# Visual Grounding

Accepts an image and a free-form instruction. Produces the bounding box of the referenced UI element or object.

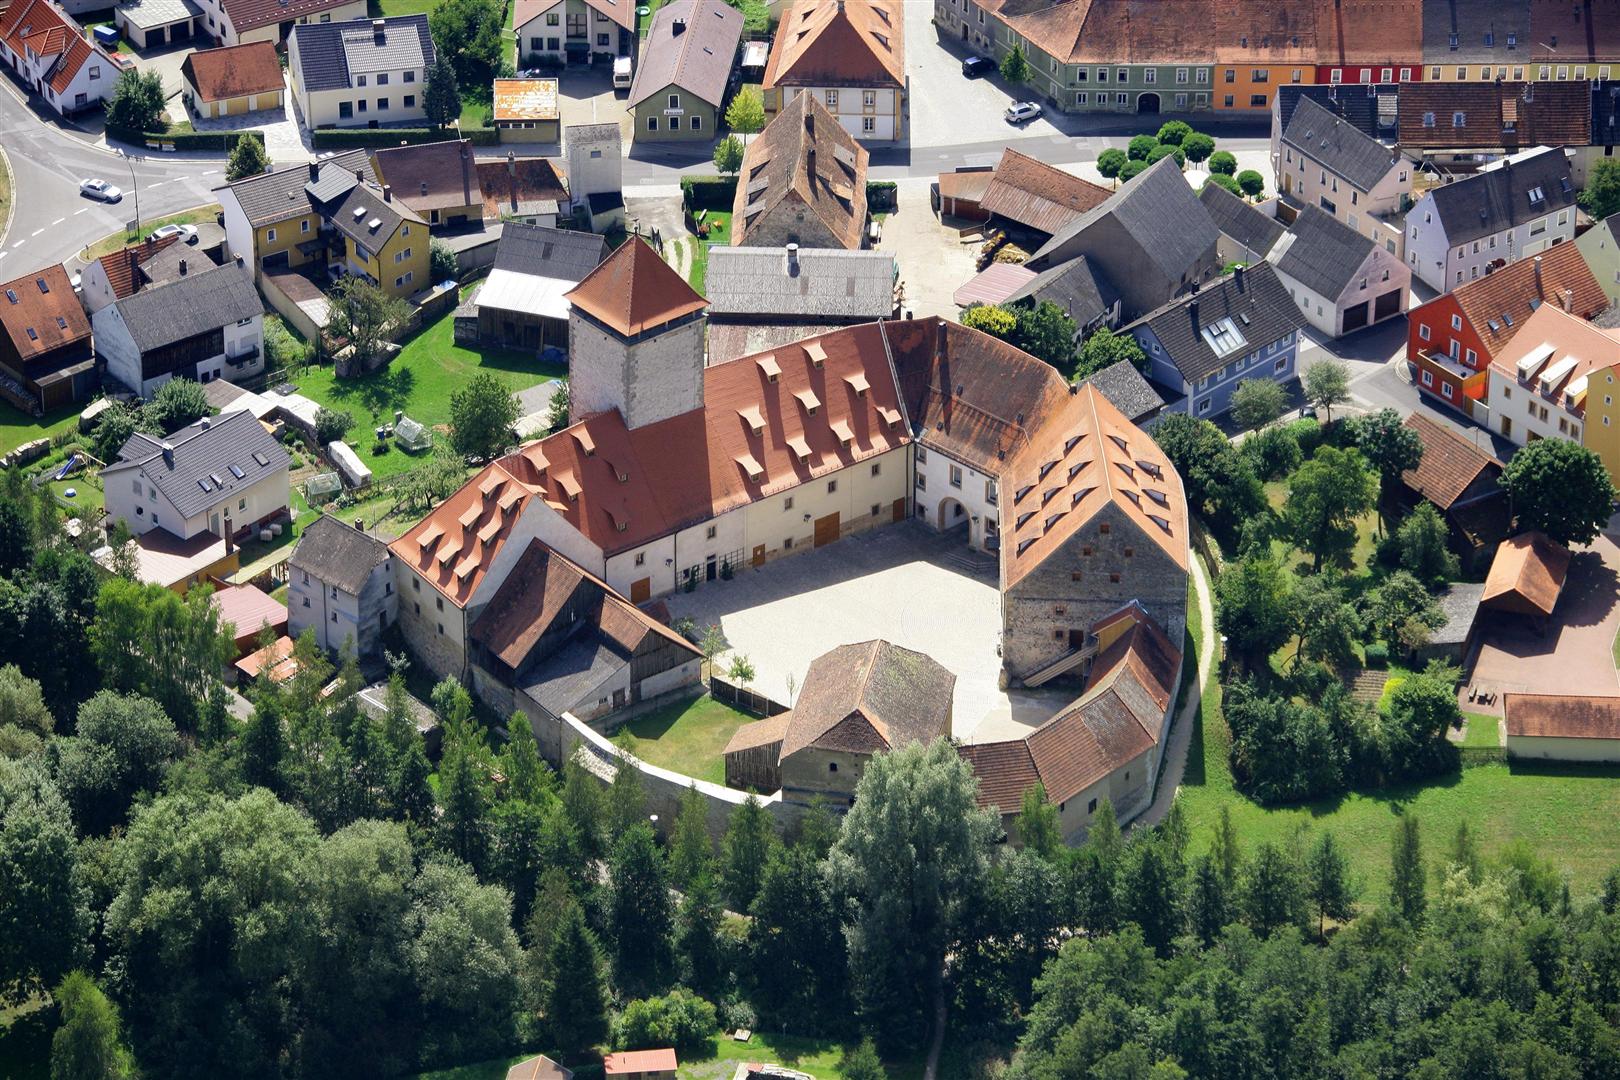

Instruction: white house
[287,514,397,661]
[92,259,264,398]
[1270,205,1410,338]
[186,0,366,47]
[100,409,291,544]
[288,15,433,129]
[1406,146,1578,293]
[761,0,905,142]
[513,0,633,65]
[913,441,999,553]
[0,0,114,118]
[1483,301,1618,447]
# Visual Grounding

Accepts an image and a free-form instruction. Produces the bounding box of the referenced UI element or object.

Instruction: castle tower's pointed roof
[564,235,706,337]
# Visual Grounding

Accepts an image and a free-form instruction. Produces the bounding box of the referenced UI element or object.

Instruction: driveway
[1467,529,1620,711]
[878,176,979,319]
[558,67,630,143]
[192,72,311,162]
[130,39,197,103]
[662,520,1075,742]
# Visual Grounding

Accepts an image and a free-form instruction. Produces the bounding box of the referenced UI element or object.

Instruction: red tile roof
[1504,693,1620,740]
[390,460,538,607]
[181,41,283,102]
[0,0,105,96]
[1399,413,1502,510]
[604,1049,677,1075]
[0,264,91,364]
[565,236,707,337]
[93,233,182,303]
[1443,242,1607,364]
[1483,530,1570,616]
[762,0,903,90]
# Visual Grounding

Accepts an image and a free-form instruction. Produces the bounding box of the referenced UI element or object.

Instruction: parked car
[962,55,994,77]
[613,55,633,89]
[79,178,122,202]
[1004,102,1042,124]
[147,223,198,244]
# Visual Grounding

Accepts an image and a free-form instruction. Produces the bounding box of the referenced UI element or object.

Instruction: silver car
[80,178,123,202]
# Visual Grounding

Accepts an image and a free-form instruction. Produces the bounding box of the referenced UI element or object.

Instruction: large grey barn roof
[1197,181,1285,260]
[1427,146,1577,247]
[704,246,895,320]
[492,222,609,280]
[1030,157,1219,288]
[1282,95,1407,193]
[101,409,290,519]
[1271,205,1377,300]
[111,262,262,353]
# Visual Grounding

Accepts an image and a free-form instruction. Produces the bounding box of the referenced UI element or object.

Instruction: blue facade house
[1123,262,1305,418]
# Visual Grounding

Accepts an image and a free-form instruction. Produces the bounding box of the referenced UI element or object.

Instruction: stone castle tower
[563,237,708,430]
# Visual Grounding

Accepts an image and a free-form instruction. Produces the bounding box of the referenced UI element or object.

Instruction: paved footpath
[1134,549,1216,832]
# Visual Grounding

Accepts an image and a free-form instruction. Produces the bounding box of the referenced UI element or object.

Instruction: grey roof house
[1124,262,1306,419]
[91,260,265,398]
[1269,205,1411,338]
[1197,182,1285,266]
[101,408,291,545]
[1025,157,1221,322]
[1003,255,1122,338]
[287,15,436,128]
[288,514,397,661]
[454,222,609,352]
[1278,95,1414,247]
[628,0,743,116]
[1405,145,1578,292]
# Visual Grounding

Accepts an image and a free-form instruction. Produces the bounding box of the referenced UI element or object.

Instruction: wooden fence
[709,674,787,719]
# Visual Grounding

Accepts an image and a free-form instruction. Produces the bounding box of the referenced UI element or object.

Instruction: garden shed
[304,472,343,504]
[327,441,372,490]
[395,415,433,453]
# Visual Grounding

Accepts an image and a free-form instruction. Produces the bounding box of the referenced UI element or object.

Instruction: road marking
[74,207,88,215]
[29,229,42,237]
[50,218,63,226]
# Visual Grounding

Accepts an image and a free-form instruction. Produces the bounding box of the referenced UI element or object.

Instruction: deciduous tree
[713,134,745,175]
[1076,325,1149,378]
[327,277,409,370]
[1215,555,1295,671]
[1396,502,1460,587]
[0,758,88,1008]
[449,372,520,462]
[1181,131,1216,163]
[428,0,504,92]
[725,86,766,136]
[105,68,166,133]
[1097,147,1128,182]
[1501,436,1617,546]
[1230,378,1287,431]
[1302,358,1351,421]
[1283,446,1377,570]
[1579,157,1620,220]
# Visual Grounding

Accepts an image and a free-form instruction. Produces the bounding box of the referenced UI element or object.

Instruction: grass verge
[82,204,221,261]
[612,694,755,786]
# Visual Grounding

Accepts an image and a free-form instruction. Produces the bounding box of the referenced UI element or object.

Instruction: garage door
[1373,288,1402,321]
[172,20,190,38]
[1342,301,1370,333]
[149,25,165,45]
[813,512,840,547]
[261,251,289,270]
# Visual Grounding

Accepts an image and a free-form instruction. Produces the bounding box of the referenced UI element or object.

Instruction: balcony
[224,345,261,368]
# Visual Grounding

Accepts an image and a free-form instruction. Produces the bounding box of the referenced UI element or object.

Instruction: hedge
[310,126,501,148]
[866,180,897,211]
[681,175,739,211]
[106,124,266,152]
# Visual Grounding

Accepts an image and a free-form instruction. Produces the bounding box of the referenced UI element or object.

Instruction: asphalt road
[0,74,229,274]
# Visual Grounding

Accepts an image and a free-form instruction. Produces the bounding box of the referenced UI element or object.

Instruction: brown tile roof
[723,713,791,754]
[565,236,707,337]
[1002,383,1188,587]
[1397,81,1592,149]
[1400,413,1503,509]
[1445,242,1608,364]
[629,0,744,109]
[477,157,569,220]
[1213,0,1319,64]
[180,41,282,103]
[1504,693,1620,740]
[779,640,954,759]
[888,317,1071,474]
[373,140,482,215]
[1483,530,1570,616]
[0,264,91,364]
[976,0,1214,66]
[469,540,697,670]
[92,233,182,303]
[734,91,868,251]
[1314,0,1423,64]
[224,0,364,33]
[762,0,903,90]
[961,604,1181,810]
[978,149,1112,238]
[507,1055,573,1080]
[491,78,559,121]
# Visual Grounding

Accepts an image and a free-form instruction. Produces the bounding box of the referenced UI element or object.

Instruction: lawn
[1176,551,1620,897]
[83,204,221,261]
[1462,712,1502,748]
[286,298,562,481]
[415,1034,917,1080]
[612,694,755,785]
[687,210,731,294]
[0,404,76,456]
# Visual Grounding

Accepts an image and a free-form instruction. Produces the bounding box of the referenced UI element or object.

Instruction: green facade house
[628,0,743,142]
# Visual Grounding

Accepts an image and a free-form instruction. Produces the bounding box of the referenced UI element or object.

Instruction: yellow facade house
[329,182,430,298]
[217,150,381,277]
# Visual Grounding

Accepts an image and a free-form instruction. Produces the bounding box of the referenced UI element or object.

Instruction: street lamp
[118,149,141,241]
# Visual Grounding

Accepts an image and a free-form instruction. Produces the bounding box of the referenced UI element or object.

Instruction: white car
[148,223,198,243]
[80,178,123,202]
[1004,102,1042,124]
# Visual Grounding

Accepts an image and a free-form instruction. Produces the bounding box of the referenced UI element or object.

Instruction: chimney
[1561,287,1575,312]
[1534,254,1544,295]
[1234,263,1244,288]
[382,185,392,202]
[161,441,174,467]
[672,16,686,34]
[786,242,799,274]
[507,149,516,176]
[372,17,385,43]
[420,181,429,195]
[178,259,187,275]
[308,160,320,182]
[355,518,365,532]
[355,169,364,182]
[936,317,947,357]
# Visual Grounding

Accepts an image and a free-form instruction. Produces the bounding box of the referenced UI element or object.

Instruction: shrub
[1243,425,1302,481]
[614,990,718,1054]
[1119,159,1150,182]
[1204,173,1243,196]
[1286,417,1325,458]
[1155,120,1193,145]
[1127,134,1159,160]
[680,176,739,211]
[315,407,355,447]
[1208,150,1238,175]
[1146,144,1185,167]
[1182,131,1216,163]
[1236,170,1265,198]
[1097,147,1128,179]
[865,180,898,212]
